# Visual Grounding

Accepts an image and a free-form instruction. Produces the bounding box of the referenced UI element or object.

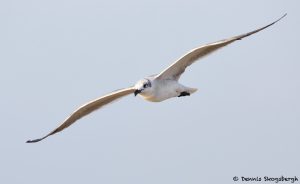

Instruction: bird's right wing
[26,87,135,143]
[156,14,287,81]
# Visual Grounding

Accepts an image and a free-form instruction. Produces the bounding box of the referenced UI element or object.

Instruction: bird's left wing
[26,87,135,143]
[156,14,286,81]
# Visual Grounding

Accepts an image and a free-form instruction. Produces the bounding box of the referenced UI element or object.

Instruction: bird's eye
[143,84,147,88]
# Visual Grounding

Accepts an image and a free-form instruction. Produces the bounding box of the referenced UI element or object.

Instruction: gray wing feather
[156,14,286,81]
[27,87,135,143]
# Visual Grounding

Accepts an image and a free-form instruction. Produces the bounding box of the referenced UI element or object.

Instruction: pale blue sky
[1,0,299,183]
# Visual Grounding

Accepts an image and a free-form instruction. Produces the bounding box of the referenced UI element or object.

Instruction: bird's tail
[185,87,198,94]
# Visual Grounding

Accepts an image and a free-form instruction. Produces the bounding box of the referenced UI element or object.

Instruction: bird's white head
[134,78,153,96]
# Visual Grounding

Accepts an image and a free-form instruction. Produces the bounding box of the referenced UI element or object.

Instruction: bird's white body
[26,14,286,143]
[136,78,197,102]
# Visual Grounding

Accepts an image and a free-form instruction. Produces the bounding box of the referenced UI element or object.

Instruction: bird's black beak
[134,89,142,96]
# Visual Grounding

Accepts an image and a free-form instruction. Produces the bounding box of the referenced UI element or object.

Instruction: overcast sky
[1,0,299,183]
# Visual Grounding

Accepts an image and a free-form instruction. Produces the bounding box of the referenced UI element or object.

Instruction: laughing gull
[26,14,286,143]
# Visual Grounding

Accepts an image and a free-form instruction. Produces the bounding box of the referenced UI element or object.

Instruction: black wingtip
[280,13,287,21]
[26,138,43,143]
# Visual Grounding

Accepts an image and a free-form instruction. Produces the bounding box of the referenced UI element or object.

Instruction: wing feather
[156,14,286,81]
[26,87,135,143]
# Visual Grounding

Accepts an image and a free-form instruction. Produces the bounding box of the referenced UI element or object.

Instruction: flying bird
[27,14,286,143]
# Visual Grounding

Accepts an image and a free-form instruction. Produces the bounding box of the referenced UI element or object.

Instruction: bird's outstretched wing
[26,87,135,143]
[156,14,287,81]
